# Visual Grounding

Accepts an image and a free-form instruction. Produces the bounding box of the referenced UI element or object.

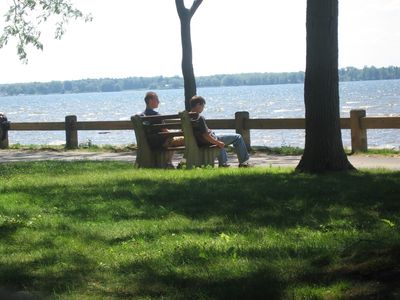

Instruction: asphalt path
[1,150,400,170]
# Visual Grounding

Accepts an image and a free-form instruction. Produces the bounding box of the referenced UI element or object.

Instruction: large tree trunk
[296,0,355,173]
[175,0,203,111]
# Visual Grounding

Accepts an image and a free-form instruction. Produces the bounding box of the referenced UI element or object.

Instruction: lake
[1,79,399,149]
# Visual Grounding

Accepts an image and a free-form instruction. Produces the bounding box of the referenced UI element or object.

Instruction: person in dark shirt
[140,91,167,149]
[140,91,184,167]
[190,95,251,167]
[142,91,162,116]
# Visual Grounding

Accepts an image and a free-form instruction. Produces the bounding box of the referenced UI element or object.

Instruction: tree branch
[190,0,203,17]
[175,0,189,19]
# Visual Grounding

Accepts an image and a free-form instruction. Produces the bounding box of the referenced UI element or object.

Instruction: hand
[216,141,225,149]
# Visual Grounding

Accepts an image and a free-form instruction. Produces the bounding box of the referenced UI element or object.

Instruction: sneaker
[165,163,175,169]
[219,163,231,168]
[176,162,186,169]
[238,161,253,168]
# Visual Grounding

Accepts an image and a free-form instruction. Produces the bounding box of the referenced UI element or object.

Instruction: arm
[202,132,225,149]
[195,115,224,148]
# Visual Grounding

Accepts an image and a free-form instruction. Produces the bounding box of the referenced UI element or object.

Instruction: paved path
[1,150,400,169]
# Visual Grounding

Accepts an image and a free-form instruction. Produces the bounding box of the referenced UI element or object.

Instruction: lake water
[1,79,399,149]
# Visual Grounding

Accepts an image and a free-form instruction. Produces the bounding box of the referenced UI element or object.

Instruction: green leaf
[381,218,395,228]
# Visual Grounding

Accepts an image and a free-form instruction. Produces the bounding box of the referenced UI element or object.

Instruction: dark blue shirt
[142,108,160,116]
[140,108,166,149]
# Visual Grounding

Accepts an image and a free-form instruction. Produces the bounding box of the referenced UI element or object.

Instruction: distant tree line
[1,65,399,96]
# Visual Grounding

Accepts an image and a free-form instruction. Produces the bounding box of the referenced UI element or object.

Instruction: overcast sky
[0,0,399,84]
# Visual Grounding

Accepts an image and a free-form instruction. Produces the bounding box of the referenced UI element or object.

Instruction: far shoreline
[1,66,399,97]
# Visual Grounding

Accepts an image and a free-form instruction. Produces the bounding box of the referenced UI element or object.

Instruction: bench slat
[139,112,198,121]
[139,114,179,120]
[150,123,182,130]
[165,146,185,151]
[157,131,184,137]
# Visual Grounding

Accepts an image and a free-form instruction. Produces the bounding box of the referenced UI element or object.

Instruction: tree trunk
[180,14,197,111]
[296,0,355,173]
[175,0,202,111]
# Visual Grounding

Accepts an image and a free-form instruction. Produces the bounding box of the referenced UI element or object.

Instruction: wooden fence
[1,109,399,152]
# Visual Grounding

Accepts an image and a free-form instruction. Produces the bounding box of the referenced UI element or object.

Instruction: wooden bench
[131,112,219,169]
[131,113,185,168]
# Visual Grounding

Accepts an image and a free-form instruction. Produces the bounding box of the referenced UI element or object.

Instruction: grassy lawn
[0,161,399,299]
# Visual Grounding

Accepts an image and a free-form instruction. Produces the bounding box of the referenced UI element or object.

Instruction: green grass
[1,162,400,299]
[252,145,305,155]
[352,148,400,156]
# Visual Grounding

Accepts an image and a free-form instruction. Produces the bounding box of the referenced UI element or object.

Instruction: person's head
[190,95,206,113]
[144,91,160,109]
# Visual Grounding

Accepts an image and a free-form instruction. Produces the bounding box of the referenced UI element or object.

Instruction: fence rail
[1,109,399,152]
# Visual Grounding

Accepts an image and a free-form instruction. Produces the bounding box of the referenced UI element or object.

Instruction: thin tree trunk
[175,0,203,111]
[180,14,197,111]
[296,0,355,172]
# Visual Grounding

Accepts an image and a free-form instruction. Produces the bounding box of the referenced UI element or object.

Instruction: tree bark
[296,0,355,173]
[175,0,203,111]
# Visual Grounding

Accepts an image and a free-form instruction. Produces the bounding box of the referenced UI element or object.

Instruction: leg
[216,133,250,164]
[169,137,185,168]
[169,136,185,147]
[165,150,174,166]
[163,137,184,167]
[217,147,228,166]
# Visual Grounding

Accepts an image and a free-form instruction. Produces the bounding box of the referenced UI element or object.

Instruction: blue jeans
[215,133,249,165]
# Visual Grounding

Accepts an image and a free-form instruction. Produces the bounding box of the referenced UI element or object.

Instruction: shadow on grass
[1,162,400,298]
[116,239,400,299]
[5,168,400,228]
[0,251,96,299]
[118,259,283,300]
[130,171,400,229]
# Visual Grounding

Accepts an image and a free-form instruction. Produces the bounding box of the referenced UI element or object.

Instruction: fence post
[350,109,367,152]
[0,130,9,149]
[235,111,251,150]
[65,115,78,149]
[0,113,10,149]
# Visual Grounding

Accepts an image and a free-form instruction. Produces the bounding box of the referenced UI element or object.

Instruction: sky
[0,0,399,84]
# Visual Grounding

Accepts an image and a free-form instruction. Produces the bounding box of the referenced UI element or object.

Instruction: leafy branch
[0,0,92,63]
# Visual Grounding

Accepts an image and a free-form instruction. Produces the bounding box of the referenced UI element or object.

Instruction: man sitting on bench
[141,91,184,168]
[189,95,252,168]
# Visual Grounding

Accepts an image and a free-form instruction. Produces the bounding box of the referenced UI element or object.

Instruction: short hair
[144,91,157,104]
[190,95,206,109]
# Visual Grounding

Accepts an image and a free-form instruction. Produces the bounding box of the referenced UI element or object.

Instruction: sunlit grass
[1,161,399,299]
[352,148,400,156]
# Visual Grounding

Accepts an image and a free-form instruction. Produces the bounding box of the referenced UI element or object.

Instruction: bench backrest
[179,111,201,150]
[179,111,218,168]
[131,113,187,168]
[131,113,185,148]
